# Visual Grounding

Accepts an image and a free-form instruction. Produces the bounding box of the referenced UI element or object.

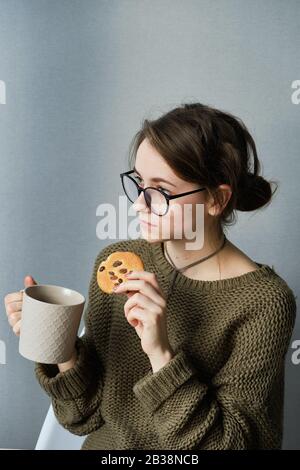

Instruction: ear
[207,184,232,216]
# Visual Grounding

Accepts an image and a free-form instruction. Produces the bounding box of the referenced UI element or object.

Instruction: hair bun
[244,173,258,188]
[236,173,273,212]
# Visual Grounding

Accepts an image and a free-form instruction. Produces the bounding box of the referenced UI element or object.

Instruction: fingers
[115,280,166,309]
[127,308,144,328]
[24,275,37,287]
[124,292,160,319]
[12,319,21,336]
[7,310,21,327]
[125,271,166,300]
[6,300,23,317]
[4,291,23,337]
[4,292,23,306]
[125,291,136,298]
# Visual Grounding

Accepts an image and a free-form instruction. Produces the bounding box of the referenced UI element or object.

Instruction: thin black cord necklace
[164,233,227,272]
[163,233,227,297]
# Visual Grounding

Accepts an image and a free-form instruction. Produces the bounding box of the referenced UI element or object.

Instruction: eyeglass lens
[122,174,168,215]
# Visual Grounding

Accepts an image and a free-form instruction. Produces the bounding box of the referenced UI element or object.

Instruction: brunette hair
[127,102,278,228]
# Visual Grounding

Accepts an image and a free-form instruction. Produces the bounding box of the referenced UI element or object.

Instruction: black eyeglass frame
[120,169,207,216]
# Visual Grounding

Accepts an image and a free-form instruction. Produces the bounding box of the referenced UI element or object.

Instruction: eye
[134,175,144,187]
[158,186,171,195]
[134,175,171,194]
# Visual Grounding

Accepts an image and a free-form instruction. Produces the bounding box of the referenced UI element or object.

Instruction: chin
[139,231,160,243]
[139,227,172,244]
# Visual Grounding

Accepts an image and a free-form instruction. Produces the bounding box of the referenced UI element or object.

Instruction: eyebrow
[133,167,176,187]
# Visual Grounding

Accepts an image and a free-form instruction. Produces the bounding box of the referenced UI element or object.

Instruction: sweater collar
[149,240,276,293]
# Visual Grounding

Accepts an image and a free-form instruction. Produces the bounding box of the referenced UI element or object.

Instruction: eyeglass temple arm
[120,170,135,176]
[167,187,206,200]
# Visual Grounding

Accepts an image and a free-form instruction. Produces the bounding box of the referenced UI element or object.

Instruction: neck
[163,226,227,277]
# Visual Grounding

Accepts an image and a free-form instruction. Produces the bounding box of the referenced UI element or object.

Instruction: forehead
[135,139,177,180]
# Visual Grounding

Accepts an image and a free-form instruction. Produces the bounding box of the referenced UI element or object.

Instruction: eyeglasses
[120,169,207,216]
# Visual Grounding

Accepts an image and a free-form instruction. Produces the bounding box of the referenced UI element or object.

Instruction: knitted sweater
[34,237,297,450]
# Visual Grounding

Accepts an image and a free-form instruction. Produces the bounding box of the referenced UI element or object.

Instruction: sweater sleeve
[133,287,297,450]
[34,246,113,436]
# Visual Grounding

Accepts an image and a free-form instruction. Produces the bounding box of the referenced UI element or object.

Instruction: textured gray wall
[0,0,299,449]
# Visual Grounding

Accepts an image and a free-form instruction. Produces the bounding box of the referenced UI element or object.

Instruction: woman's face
[131,138,210,244]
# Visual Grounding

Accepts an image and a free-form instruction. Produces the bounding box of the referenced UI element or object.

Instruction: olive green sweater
[34,238,297,450]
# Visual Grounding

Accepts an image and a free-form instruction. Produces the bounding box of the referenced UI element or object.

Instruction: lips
[139,219,157,227]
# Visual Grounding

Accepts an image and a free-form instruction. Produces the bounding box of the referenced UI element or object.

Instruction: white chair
[35,327,87,450]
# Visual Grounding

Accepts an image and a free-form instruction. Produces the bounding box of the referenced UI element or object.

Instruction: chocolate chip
[110,275,118,280]
[119,268,127,274]
[99,266,105,271]
[118,279,123,283]
[109,271,115,275]
[112,260,122,267]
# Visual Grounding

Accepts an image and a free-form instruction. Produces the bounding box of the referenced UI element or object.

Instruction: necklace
[163,233,227,273]
[162,233,227,300]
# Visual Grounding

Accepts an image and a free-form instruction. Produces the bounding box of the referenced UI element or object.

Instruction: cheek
[157,213,172,235]
[180,198,206,233]
[159,202,185,237]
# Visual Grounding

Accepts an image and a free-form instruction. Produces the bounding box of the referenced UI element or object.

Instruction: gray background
[0,0,299,449]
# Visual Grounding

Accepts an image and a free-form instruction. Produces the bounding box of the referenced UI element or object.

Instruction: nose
[132,191,149,213]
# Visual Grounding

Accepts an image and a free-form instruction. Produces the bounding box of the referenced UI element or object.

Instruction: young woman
[6,102,297,450]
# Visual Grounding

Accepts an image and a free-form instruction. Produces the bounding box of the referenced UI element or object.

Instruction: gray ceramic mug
[19,284,85,364]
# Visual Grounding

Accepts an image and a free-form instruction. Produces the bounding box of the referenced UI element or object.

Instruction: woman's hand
[113,270,174,372]
[4,275,77,372]
[4,275,37,336]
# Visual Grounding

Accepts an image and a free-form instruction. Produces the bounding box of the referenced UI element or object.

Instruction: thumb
[24,275,38,288]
